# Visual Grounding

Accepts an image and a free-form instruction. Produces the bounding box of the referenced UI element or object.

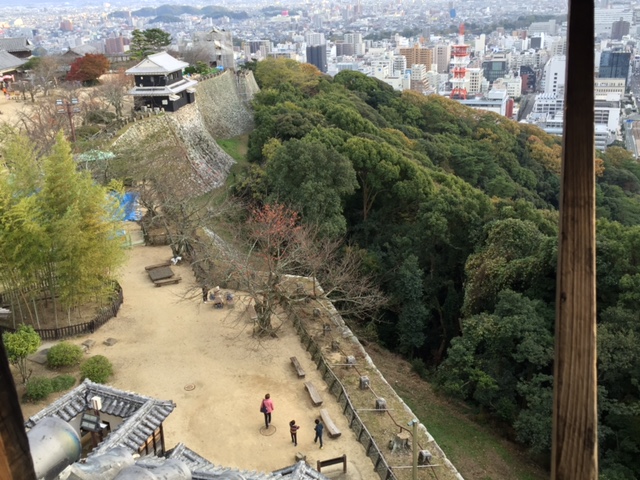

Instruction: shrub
[3,325,41,384]
[410,358,429,380]
[81,355,113,383]
[25,377,53,401]
[47,342,83,368]
[51,374,76,392]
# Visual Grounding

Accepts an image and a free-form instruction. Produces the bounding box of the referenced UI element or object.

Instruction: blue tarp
[121,192,141,221]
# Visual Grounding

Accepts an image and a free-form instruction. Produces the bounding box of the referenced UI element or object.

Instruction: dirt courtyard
[21,244,375,478]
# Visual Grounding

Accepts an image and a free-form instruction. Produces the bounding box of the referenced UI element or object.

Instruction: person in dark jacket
[314,418,324,449]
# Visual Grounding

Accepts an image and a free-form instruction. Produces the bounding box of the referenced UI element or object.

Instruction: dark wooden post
[0,342,37,480]
[552,1,597,479]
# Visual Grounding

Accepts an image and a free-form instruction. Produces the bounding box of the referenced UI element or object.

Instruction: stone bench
[320,408,341,438]
[154,276,182,287]
[304,381,323,406]
[145,261,171,271]
[290,356,305,378]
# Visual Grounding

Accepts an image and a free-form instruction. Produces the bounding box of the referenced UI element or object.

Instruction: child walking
[289,420,300,446]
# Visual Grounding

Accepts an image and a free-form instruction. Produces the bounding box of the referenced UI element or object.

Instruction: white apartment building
[541,55,566,95]
[370,60,392,79]
[466,68,486,95]
[393,55,407,76]
[492,75,523,98]
[459,89,510,116]
[551,38,567,56]
[474,34,486,57]
[526,93,621,150]
[305,32,325,46]
[344,33,365,55]
[595,78,626,96]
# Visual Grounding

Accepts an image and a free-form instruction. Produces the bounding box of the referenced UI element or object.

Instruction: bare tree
[206,203,386,337]
[18,99,67,151]
[99,69,132,118]
[180,44,213,67]
[32,56,62,97]
[15,79,38,103]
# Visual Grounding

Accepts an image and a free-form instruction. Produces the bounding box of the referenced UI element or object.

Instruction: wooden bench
[290,356,305,378]
[320,408,341,438]
[145,261,172,271]
[154,276,182,287]
[304,381,323,406]
[317,454,347,474]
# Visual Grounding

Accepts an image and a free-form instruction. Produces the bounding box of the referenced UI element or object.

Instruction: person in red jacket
[260,393,274,429]
[289,420,300,446]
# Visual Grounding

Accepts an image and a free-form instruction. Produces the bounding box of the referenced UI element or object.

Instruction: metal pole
[66,103,77,143]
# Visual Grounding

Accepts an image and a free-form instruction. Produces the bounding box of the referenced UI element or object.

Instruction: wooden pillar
[552,1,597,479]
[0,342,37,480]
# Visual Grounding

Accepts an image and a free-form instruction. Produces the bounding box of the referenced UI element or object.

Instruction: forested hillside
[234,59,640,478]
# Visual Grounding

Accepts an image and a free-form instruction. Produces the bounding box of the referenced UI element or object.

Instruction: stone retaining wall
[112,70,260,195]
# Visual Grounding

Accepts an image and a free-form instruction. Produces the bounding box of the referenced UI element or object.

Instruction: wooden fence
[0,283,123,341]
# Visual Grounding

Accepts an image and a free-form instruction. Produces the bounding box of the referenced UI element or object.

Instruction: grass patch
[217,135,248,164]
[367,346,547,480]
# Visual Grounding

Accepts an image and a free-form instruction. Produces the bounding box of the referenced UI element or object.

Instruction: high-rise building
[409,64,429,93]
[466,68,485,95]
[306,44,327,73]
[60,19,73,31]
[335,42,355,57]
[542,56,566,95]
[105,36,125,55]
[393,55,406,75]
[482,54,508,85]
[599,51,631,81]
[344,33,364,55]
[433,44,451,74]
[530,36,542,50]
[306,32,325,46]
[611,18,630,40]
[399,45,433,70]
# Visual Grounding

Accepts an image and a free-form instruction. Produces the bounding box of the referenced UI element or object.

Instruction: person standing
[289,420,300,446]
[314,418,324,449]
[260,393,274,429]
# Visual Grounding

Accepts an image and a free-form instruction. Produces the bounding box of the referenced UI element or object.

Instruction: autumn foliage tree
[67,54,110,84]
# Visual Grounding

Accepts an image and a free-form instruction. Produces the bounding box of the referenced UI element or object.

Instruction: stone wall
[195,70,258,139]
[112,70,260,195]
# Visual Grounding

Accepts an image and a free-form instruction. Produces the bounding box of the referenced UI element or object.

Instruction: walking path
[23,244,372,478]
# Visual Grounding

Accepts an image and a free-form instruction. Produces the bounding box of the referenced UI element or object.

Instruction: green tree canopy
[130,28,171,59]
[264,137,357,237]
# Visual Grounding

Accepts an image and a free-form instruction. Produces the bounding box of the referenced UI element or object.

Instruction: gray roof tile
[0,49,26,72]
[0,37,34,53]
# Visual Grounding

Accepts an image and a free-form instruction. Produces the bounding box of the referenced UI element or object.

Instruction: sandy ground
[22,244,374,478]
[0,92,31,126]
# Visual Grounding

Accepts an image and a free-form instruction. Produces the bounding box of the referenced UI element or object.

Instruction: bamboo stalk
[552,1,597,478]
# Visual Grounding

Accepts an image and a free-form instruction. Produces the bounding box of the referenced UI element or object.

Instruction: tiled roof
[92,399,175,456]
[126,52,188,75]
[25,379,175,457]
[65,44,98,56]
[0,50,26,72]
[0,37,34,53]
[168,444,331,480]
